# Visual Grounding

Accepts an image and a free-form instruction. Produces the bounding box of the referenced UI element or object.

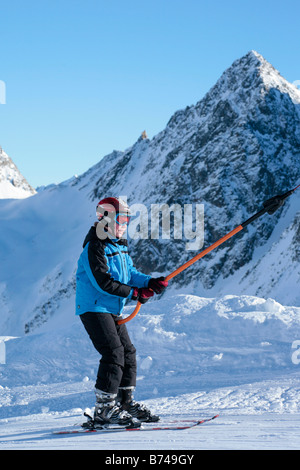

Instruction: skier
[76,197,168,427]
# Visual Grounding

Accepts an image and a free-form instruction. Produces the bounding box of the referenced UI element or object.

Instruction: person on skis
[75,197,168,427]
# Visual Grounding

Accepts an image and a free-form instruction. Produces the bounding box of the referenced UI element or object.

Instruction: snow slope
[0,293,300,449]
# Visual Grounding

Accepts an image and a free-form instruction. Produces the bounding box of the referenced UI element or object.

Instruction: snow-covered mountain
[0,50,300,338]
[0,147,36,199]
[1,51,300,450]
[74,50,300,304]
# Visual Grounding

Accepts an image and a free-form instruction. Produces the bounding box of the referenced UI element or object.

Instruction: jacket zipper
[116,242,128,283]
[116,242,128,313]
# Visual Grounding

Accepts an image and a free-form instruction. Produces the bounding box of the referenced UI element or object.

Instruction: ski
[52,414,219,435]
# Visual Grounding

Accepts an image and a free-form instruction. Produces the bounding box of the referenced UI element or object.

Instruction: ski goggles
[114,213,131,226]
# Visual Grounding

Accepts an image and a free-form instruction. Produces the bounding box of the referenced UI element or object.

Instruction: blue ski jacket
[75,226,151,316]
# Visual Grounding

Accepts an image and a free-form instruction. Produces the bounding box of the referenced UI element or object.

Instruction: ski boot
[117,386,160,422]
[90,389,138,428]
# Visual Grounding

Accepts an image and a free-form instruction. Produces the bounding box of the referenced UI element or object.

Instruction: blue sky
[0,0,300,188]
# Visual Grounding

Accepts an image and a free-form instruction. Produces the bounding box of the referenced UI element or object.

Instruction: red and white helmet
[96,197,131,225]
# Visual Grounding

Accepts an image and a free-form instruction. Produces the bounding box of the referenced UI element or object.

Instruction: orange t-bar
[117,225,243,325]
[117,184,299,325]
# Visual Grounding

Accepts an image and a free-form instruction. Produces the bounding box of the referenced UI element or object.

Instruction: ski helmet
[96,197,131,224]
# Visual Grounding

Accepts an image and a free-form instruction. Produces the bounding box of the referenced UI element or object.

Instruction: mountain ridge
[0,50,299,335]
[77,50,300,286]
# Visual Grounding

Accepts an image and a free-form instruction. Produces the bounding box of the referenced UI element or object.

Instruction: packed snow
[0,292,300,449]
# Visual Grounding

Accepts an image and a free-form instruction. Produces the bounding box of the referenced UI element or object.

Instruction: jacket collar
[83,225,128,248]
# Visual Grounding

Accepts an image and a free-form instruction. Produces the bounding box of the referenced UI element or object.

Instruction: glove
[148,276,168,294]
[132,287,154,304]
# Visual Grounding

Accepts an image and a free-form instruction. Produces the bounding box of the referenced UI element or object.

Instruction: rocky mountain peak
[164,51,300,147]
[192,50,300,126]
[82,51,300,296]
[0,146,36,199]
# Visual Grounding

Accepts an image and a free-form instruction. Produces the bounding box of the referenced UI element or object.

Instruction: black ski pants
[80,311,137,394]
